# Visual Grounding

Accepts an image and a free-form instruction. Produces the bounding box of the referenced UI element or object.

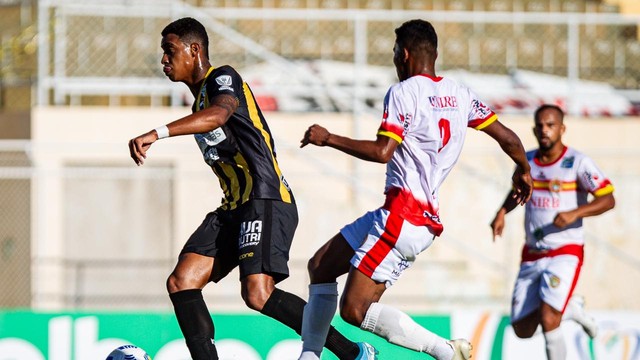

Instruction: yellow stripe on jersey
[234,152,253,204]
[218,162,241,209]
[594,184,614,197]
[242,83,292,203]
[533,180,577,191]
[475,114,498,130]
[377,130,403,144]
[532,180,544,188]
[213,167,232,208]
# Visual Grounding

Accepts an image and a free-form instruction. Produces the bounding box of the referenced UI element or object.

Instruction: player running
[129,17,377,360]
[491,104,615,360]
[297,19,533,360]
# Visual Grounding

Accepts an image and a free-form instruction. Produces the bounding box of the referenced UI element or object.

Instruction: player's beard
[538,138,554,152]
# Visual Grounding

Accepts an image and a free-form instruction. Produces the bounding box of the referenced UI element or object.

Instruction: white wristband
[154,125,169,139]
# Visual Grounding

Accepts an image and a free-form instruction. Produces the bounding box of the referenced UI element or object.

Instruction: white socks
[360,302,454,360]
[299,282,339,360]
[544,327,567,360]
[562,297,580,322]
[563,295,598,338]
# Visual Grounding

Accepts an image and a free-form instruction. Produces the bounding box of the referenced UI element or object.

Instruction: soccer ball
[106,344,152,360]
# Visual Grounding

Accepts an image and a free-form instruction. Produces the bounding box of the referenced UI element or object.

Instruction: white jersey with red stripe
[525,146,614,250]
[378,74,497,235]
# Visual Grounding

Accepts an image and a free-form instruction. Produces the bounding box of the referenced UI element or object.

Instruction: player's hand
[511,166,533,205]
[300,124,331,148]
[129,130,158,166]
[553,211,578,229]
[490,210,506,242]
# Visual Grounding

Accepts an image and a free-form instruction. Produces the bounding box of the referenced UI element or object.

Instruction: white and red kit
[341,74,497,286]
[511,146,614,320]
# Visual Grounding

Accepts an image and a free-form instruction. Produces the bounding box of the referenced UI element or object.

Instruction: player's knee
[166,271,201,293]
[512,322,537,338]
[512,327,535,339]
[307,255,337,283]
[241,290,269,312]
[307,257,321,280]
[240,279,273,312]
[339,303,366,328]
[540,312,562,332]
[166,273,178,293]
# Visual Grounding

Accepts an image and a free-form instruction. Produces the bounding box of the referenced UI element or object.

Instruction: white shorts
[511,246,583,322]
[340,208,436,287]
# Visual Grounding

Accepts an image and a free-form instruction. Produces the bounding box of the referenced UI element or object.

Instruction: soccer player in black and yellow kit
[128,17,377,360]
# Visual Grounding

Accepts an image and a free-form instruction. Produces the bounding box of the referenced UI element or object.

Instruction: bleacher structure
[0,0,639,113]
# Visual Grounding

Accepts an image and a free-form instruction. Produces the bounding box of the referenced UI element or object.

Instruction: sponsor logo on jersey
[561,156,575,168]
[530,196,560,209]
[582,171,598,189]
[239,220,262,249]
[203,147,219,163]
[239,252,254,260]
[195,129,227,164]
[423,210,441,223]
[428,96,458,109]
[201,128,227,146]
[215,75,234,91]
[471,99,492,118]
[399,113,412,135]
[392,259,410,277]
[548,179,562,193]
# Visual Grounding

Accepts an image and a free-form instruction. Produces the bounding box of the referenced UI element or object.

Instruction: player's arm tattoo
[210,94,239,118]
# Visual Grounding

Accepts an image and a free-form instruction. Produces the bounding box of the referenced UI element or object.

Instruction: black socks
[170,287,361,360]
[169,289,219,360]
[260,288,360,360]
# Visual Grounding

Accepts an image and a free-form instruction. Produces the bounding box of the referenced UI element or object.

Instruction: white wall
[30,107,640,312]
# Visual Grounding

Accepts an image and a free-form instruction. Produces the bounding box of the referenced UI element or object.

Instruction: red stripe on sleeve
[378,122,404,140]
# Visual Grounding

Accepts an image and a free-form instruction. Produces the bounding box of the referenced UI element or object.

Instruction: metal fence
[0,0,36,111]
[2,1,640,112]
[27,0,640,115]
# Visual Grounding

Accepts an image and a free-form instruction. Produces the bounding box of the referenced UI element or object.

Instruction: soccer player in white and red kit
[297,19,533,360]
[491,104,615,360]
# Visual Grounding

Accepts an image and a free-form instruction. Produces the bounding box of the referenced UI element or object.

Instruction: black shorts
[181,198,298,284]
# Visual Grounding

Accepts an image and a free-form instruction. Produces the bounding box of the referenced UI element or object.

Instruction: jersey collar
[416,73,443,82]
[534,146,568,167]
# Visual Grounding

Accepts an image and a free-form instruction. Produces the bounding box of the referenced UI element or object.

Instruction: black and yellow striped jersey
[192,65,293,210]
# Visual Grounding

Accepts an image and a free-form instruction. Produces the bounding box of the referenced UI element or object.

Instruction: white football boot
[447,338,472,360]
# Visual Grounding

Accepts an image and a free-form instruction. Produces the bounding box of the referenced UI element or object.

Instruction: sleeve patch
[215,75,234,92]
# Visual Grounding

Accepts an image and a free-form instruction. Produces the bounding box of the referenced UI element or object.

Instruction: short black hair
[534,104,564,123]
[394,19,438,58]
[162,17,209,59]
